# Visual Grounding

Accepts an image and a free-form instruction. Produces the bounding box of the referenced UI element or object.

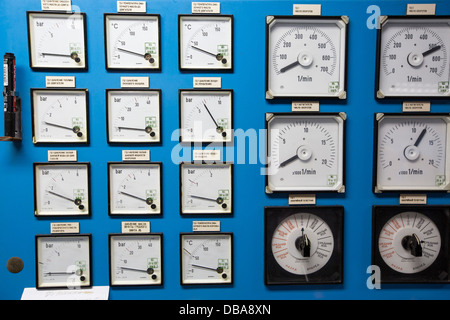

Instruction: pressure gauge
[109,233,163,286]
[180,232,233,285]
[179,89,233,143]
[31,88,89,144]
[108,162,162,216]
[106,89,161,144]
[180,162,233,215]
[179,14,233,71]
[35,234,92,289]
[265,206,344,285]
[372,205,449,283]
[27,11,88,70]
[33,162,90,217]
[266,113,346,193]
[266,16,348,99]
[104,13,161,71]
[374,113,450,193]
[376,16,450,99]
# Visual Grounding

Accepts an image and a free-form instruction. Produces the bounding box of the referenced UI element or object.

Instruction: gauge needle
[117,47,155,63]
[280,60,300,73]
[202,101,225,135]
[119,190,154,206]
[47,190,84,209]
[44,121,83,137]
[189,194,224,204]
[422,45,441,57]
[117,125,154,136]
[119,266,154,274]
[191,263,224,274]
[413,128,427,147]
[278,155,298,168]
[190,45,227,64]
[41,52,81,63]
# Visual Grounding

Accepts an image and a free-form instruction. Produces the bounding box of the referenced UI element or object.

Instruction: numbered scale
[35,234,92,289]
[104,13,161,71]
[31,88,89,144]
[179,162,233,215]
[108,162,162,216]
[374,113,450,193]
[109,233,163,286]
[265,15,348,99]
[106,89,162,144]
[372,205,449,283]
[27,11,88,70]
[376,15,450,99]
[266,113,346,193]
[265,206,344,285]
[180,232,233,285]
[33,162,91,217]
[179,14,233,71]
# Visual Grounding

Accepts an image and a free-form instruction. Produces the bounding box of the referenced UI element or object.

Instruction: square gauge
[104,13,161,71]
[266,15,348,99]
[376,16,450,100]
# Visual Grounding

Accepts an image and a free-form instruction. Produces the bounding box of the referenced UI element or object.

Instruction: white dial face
[105,14,160,70]
[266,114,345,192]
[107,90,161,143]
[27,12,87,69]
[180,163,232,214]
[266,17,347,99]
[179,15,233,70]
[378,17,450,98]
[108,163,161,215]
[378,212,441,274]
[34,163,90,216]
[110,234,162,286]
[271,213,334,275]
[376,115,450,192]
[36,235,91,289]
[32,89,88,144]
[180,90,232,143]
[181,233,232,285]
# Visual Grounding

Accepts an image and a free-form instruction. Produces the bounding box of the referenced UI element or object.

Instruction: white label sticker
[192,149,221,161]
[121,77,149,88]
[292,101,320,112]
[117,1,147,13]
[41,0,72,11]
[293,4,321,16]
[3,63,8,87]
[122,150,150,161]
[406,3,436,15]
[402,101,431,112]
[192,2,220,14]
[192,221,221,232]
[50,222,80,234]
[48,150,78,162]
[288,194,316,205]
[121,221,150,233]
[46,76,76,88]
[399,194,427,204]
[193,77,222,88]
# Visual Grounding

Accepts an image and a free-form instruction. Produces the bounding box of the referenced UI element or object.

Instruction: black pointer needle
[422,45,441,57]
[47,190,84,208]
[119,191,154,206]
[117,48,155,63]
[44,121,83,137]
[190,45,227,64]
[280,60,300,73]
[190,194,224,204]
[279,155,298,168]
[41,52,81,63]
[120,266,154,274]
[202,101,226,136]
[414,128,427,147]
[191,264,224,274]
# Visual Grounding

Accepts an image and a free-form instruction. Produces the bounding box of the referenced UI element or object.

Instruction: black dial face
[264,206,344,285]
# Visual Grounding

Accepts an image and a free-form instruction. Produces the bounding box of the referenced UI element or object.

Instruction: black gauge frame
[264,206,344,285]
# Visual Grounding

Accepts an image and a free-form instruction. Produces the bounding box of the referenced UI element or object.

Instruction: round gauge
[180,232,233,285]
[266,113,345,193]
[109,233,163,286]
[376,16,450,99]
[265,206,344,285]
[31,89,89,144]
[180,162,233,215]
[33,162,90,217]
[27,11,87,70]
[104,14,160,71]
[266,16,348,99]
[372,205,449,283]
[374,113,450,193]
[108,162,162,215]
[35,234,92,289]
[179,89,233,143]
[106,89,161,144]
[179,14,233,70]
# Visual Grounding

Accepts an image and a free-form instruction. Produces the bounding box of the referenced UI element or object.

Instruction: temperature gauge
[376,15,450,99]
[266,15,348,99]
[372,205,449,283]
[265,206,344,285]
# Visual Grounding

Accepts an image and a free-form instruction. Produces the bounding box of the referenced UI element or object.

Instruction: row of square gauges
[27,11,450,100]
[34,205,450,288]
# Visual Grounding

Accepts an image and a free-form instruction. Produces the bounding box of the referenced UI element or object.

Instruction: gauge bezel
[35,233,92,290]
[264,206,344,285]
[265,112,346,194]
[178,88,234,144]
[265,15,348,100]
[106,88,162,144]
[33,162,91,217]
[373,112,450,193]
[27,11,88,71]
[31,88,90,145]
[375,15,450,101]
[179,161,234,215]
[178,14,234,71]
[107,161,163,216]
[179,232,234,285]
[372,205,450,284]
[108,233,163,287]
[104,13,161,71]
